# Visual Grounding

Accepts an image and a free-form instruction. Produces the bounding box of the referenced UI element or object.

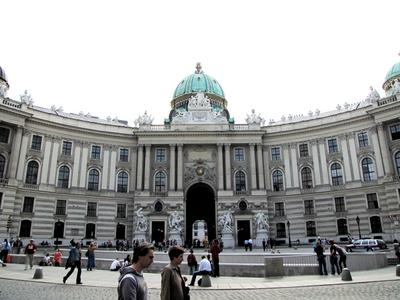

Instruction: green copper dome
[173,63,225,99]
[384,62,400,82]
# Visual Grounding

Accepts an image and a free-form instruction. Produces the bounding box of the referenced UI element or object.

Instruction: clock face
[196,166,205,176]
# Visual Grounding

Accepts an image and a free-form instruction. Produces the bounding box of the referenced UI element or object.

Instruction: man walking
[63,241,82,284]
[189,255,212,286]
[118,243,155,300]
[24,239,37,270]
[314,239,328,275]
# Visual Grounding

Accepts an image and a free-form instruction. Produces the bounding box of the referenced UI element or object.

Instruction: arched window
[235,171,246,192]
[117,171,128,193]
[85,223,96,239]
[88,169,100,191]
[362,157,375,181]
[301,167,313,189]
[53,221,64,239]
[395,152,400,177]
[116,223,126,240]
[19,220,32,237]
[154,171,166,192]
[330,163,343,186]
[306,221,316,237]
[370,216,382,233]
[0,154,5,178]
[57,165,70,188]
[337,219,348,235]
[272,170,284,191]
[25,161,39,184]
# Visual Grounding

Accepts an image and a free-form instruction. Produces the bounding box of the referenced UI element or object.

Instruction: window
[358,132,369,147]
[54,221,64,239]
[334,197,345,212]
[275,202,285,216]
[235,171,246,192]
[117,171,128,193]
[301,167,313,189]
[87,202,97,217]
[62,141,72,156]
[117,203,127,218]
[55,200,66,215]
[327,138,338,154]
[337,219,348,235]
[0,192,3,208]
[91,145,101,159]
[299,143,309,157]
[276,223,286,238]
[370,216,382,233]
[19,220,32,237]
[271,147,281,161]
[31,135,42,151]
[85,223,96,239]
[306,221,316,237]
[0,155,5,178]
[330,163,343,186]
[0,127,10,143]
[362,157,375,181]
[116,223,126,240]
[304,200,314,215]
[119,148,129,162]
[390,124,400,140]
[25,161,39,184]
[155,148,166,163]
[88,169,99,191]
[394,152,400,177]
[57,165,70,188]
[367,193,379,209]
[272,170,284,191]
[154,171,166,192]
[22,197,34,213]
[234,148,245,161]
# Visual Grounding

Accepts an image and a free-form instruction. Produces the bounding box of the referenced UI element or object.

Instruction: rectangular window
[91,145,101,159]
[0,127,10,143]
[390,124,400,140]
[306,221,316,237]
[55,200,66,215]
[117,203,127,218]
[271,147,281,161]
[276,223,286,238]
[357,132,369,147]
[234,148,245,161]
[31,135,42,151]
[87,202,97,217]
[119,148,129,162]
[62,141,72,156]
[23,197,34,213]
[155,148,166,162]
[304,200,314,215]
[0,192,3,209]
[327,138,338,153]
[299,143,309,157]
[275,202,285,216]
[367,193,379,209]
[334,197,346,212]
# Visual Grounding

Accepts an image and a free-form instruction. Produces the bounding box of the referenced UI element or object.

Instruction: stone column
[40,137,53,184]
[78,143,89,188]
[177,144,183,190]
[102,146,110,190]
[136,145,143,190]
[290,144,299,188]
[262,146,270,190]
[217,144,224,190]
[71,141,82,187]
[8,126,23,179]
[311,140,321,186]
[377,124,394,175]
[130,146,137,192]
[256,144,265,190]
[348,135,361,181]
[249,144,257,190]
[340,134,352,182]
[224,144,231,190]
[371,128,384,178]
[16,130,29,181]
[144,144,151,190]
[48,138,60,185]
[318,140,329,185]
[109,146,117,191]
[283,144,292,188]
[169,144,176,191]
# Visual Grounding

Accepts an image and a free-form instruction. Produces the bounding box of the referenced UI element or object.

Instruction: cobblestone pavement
[1,279,399,300]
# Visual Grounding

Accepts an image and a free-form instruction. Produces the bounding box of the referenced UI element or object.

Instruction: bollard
[200,275,212,287]
[33,267,43,279]
[396,265,400,277]
[341,268,352,281]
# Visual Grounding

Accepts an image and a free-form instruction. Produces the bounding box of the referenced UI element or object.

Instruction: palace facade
[0,61,400,247]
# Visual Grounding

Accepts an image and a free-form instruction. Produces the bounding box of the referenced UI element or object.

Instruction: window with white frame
[357,132,369,147]
[327,138,338,153]
[87,169,100,191]
[117,203,127,218]
[235,170,246,192]
[0,127,10,143]
[62,141,72,156]
[55,200,66,215]
[306,221,316,237]
[119,148,129,162]
[117,171,128,193]
[272,170,284,191]
[334,197,346,212]
[155,148,166,163]
[22,196,34,213]
[271,147,281,161]
[31,135,42,151]
[395,152,400,177]
[57,165,70,188]
[25,161,39,184]
[301,167,313,189]
[0,154,5,178]
[87,202,97,217]
[275,202,285,216]
[390,124,400,140]
[299,143,309,157]
[0,192,3,209]
[367,193,379,209]
[362,157,375,181]
[91,145,101,159]
[154,171,166,192]
[330,163,343,186]
[234,148,245,161]
[304,200,314,215]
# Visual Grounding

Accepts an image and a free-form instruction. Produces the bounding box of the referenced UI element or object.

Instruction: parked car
[346,239,387,252]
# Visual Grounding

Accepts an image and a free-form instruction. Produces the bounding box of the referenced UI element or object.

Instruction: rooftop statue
[20,90,34,106]
[246,109,265,125]
[135,208,148,232]
[393,80,400,95]
[134,111,153,126]
[365,86,380,103]
[194,62,203,74]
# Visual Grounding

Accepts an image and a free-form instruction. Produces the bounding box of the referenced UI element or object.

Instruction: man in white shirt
[110,258,122,271]
[188,255,212,286]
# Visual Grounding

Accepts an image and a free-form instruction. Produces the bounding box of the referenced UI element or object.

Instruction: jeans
[338,255,347,272]
[317,255,328,275]
[330,255,340,275]
[189,270,211,286]
[64,261,82,283]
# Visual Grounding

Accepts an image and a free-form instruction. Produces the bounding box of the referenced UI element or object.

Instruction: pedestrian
[118,243,155,300]
[394,239,400,263]
[262,239,266,252]
[248,238,253,251]
[187,249,198,275]
[161,246,189,300]
[86,242,97,271]
[209,239,221,277]
[24,239,37,270]
[13,238,23,254]
[314,239,328,275]
[0,239,11,264]
[63,241,82,284]
[330,240,347,272]
[329,240,341,275]
[124,254,132,266]
[53,248,62,267]
[110,258,122,271]
[39,253,52,266]
[244,239,249,251]
[189,255,212,286]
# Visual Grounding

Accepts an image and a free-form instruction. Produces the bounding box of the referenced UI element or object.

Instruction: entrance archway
[186,182,216,246]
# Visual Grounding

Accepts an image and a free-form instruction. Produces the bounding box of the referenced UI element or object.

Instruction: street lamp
[286,220,292,248]
[356,216,361,239]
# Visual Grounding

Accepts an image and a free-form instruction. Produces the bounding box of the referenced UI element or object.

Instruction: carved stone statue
[393,80,400,95]
[134,111,153,127]
[246,109,265,125]
[168,211,183,232]
[365,86,380,103]
[135,208,148,232]
[254,212,269,231]
[218,211,233,232]
[20,90,34,106]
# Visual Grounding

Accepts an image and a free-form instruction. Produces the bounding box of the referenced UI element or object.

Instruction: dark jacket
[118,266,148,300]
[161,264,185,300]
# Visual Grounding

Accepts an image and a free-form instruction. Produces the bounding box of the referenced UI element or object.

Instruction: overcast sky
[1,0,399,125]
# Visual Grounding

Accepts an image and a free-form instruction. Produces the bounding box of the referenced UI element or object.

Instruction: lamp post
[287,220,292,248]
[356,216,361,239]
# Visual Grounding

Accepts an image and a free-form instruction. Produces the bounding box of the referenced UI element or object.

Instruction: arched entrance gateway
[185,182,216,247]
